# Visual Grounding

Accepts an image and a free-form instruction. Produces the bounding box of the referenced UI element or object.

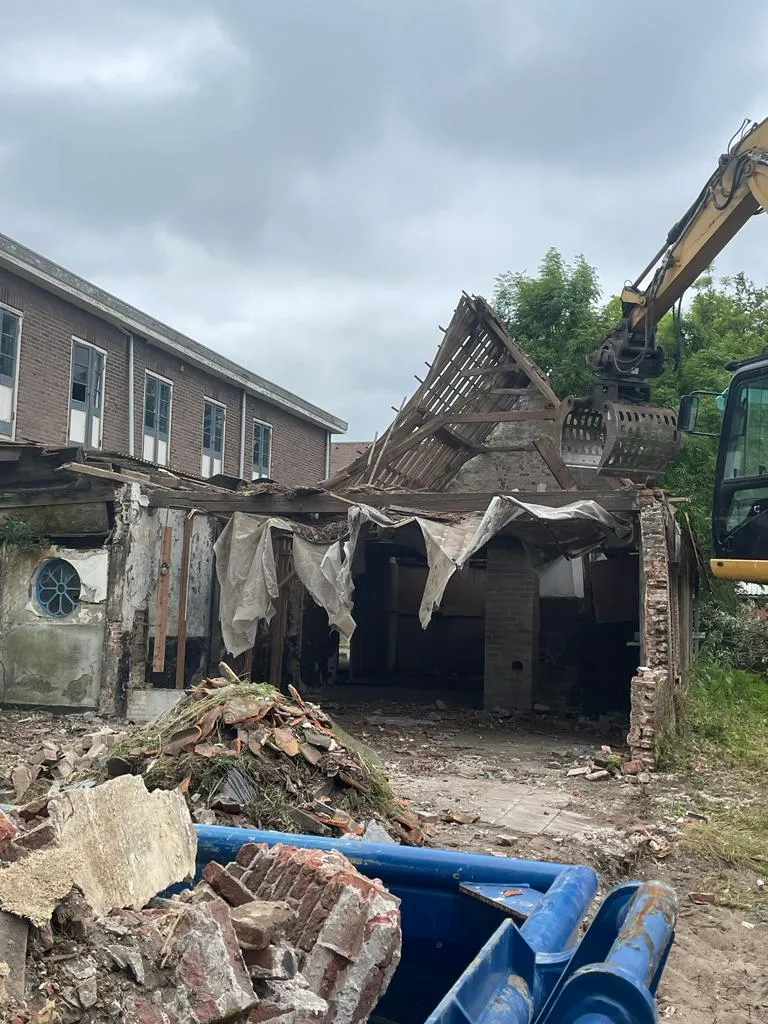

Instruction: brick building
[0,234,346,485]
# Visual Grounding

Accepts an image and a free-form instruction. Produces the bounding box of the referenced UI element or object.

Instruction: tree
[493,248,617,399]
[493,251,768,560]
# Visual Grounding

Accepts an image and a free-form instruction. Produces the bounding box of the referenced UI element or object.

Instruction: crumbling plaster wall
[0,544,109,708]
[101,484,217,715]
[629,498,695,767]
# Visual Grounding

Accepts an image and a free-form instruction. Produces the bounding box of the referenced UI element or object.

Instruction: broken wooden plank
[152,525,173,673]
[458,364,518,377]
[433,425,481,452]
[442,410,557,423]
[175,512,196,689]
[532,436,578,490]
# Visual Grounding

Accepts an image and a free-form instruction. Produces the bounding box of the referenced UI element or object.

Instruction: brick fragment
[202,861,255,906]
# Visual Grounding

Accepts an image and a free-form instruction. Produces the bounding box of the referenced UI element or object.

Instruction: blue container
[194,825,677,1024]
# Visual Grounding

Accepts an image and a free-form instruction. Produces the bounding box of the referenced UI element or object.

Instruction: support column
[484,538,539,710]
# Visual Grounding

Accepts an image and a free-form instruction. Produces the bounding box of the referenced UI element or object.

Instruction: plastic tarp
[214,497,632,657]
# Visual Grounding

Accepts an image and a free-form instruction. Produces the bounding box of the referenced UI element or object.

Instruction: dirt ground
[1,701,766,1022]
[330,697,768,1024]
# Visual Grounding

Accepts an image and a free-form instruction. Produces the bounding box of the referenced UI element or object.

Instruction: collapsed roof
[324,293,558,492]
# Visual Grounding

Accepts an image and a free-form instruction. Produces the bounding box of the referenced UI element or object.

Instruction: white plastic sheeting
[214,497,632,657]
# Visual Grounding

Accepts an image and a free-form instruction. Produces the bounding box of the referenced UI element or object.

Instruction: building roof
[324,292,558,491]
[329,441,372,478]
[0,233,347,434]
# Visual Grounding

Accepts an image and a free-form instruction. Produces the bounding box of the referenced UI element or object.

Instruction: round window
[36,558,81,617]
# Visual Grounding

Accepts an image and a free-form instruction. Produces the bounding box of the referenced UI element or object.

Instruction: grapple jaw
[556,396,681,482]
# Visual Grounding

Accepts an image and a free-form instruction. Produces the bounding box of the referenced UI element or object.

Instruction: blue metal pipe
[606,881,678,988]
[521,865,599,954]
[194,824,572,892]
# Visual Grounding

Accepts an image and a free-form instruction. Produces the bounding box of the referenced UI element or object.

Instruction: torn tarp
[214,498,632,657]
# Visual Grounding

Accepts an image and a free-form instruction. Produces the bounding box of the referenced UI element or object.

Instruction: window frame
[201,397,226,477]
[252,418,273,480]
[68,337,107,449]
[142,370,173,466]
[0,301,22,438]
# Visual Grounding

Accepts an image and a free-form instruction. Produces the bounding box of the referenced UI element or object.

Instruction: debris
[688,892,716,905]
[533,703,551,713]
[567,766,589,778]
[0,909,28,1002]
[229,900,297,950]
[497,835,516,847]
[0,810,18,849]
[25,681,419,845]
[637,771,652,785]
[621,760,642,775]
[11,765,34,800]
[362,820,397,844]
[0,776,196,926]
[441,809,480,825]
[585,770,610,782]
[741,920,756,930]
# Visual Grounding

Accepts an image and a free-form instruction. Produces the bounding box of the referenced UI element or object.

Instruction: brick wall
[0,267,130,450]
[628,498,696,767]
[245,394,328,487]
[484,537,539,710]
[0,267,331,485]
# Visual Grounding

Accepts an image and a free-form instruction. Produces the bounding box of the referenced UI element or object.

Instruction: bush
[699,603,768,675]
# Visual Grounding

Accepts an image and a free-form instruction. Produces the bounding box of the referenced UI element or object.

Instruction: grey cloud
[0,1,767,438]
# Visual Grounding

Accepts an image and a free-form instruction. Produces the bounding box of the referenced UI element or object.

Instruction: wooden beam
[443,410,557,424]
[174,512,195,689]
[433,425,480,451]
[56,461,153,484]
[458,364,518,377]
[480,313,560,408]
[489,388,537,395]
[532,435,577,491]
[148,487,640,515]
[152,525,173,673]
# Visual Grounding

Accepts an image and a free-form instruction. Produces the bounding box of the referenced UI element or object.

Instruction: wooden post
[174,512,195,689]
[152,525,173,672]
[386,557,399,672]
[268,536,293,687]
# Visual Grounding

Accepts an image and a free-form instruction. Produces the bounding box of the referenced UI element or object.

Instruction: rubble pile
[565,745,652,785]
[1,680,423,845]
[0,777,402,1023]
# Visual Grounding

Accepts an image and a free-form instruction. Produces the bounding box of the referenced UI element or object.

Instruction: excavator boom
[557,117,768,481]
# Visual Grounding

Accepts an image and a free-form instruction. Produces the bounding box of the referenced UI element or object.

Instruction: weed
[667,662,768,770]
[681,804,768,875]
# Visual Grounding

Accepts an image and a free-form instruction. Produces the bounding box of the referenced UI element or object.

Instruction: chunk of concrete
[0,776,196,926]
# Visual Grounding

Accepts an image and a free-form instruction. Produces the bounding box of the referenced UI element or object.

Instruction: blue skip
[194,824,677,1024]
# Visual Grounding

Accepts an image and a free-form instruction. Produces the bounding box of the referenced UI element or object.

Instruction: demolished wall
[628,498,695,767]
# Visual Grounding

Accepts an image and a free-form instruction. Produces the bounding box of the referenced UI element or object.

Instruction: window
[36,558,81,618]
[143,373,172,466]
[252,420,272,480]
[202,399,225,478]
[723,377,768,480]
[69,340,105,449]
[0,307,21,436]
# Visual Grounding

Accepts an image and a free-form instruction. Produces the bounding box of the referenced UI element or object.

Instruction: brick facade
[483,537,540,710]
[0,266,336,485]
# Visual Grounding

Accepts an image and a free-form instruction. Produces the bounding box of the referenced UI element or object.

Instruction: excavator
[555,116,768,584]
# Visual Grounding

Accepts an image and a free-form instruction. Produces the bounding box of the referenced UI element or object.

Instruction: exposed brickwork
[245,394,329,488]
[628,498,695,767]
[234,842,401,1024]
[0,266,333,485]
[484,537,540,710]
[0,267,130,451]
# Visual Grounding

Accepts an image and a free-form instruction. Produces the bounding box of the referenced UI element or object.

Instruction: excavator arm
[557,117,768,481]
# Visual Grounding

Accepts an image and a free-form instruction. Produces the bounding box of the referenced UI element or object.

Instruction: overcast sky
[1,1,767,438]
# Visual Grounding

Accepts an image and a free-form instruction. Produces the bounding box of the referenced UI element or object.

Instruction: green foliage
[0,516,50,554]
[493,248,616,399]
[675,662,768,769]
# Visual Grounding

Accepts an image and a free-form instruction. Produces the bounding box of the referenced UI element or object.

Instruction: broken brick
[202,861,255,907]
[229,899,297,950]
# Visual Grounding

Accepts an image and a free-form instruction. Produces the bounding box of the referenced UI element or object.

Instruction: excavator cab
[710,354,768,580]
